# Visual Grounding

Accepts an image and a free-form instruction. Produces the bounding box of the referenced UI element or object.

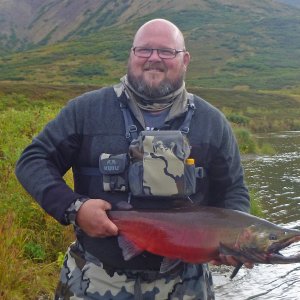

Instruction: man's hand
[76,199,118,237]
[210,254,254,269]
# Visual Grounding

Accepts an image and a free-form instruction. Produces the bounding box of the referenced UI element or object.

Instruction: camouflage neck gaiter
[117,75,189,128]
[121,75,186,112]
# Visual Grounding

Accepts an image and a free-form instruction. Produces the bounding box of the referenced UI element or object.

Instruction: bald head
[133,19,186,50]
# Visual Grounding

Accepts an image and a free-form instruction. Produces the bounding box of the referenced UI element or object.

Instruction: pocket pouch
[99,153,129,192]
[128,130,196,198]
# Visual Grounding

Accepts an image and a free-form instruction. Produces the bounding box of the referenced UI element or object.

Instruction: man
[16,19,251,299]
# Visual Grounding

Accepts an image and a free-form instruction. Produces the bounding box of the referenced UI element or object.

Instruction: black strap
[178,94,195,134]
[120,93,196,142]
[119,101,138,141]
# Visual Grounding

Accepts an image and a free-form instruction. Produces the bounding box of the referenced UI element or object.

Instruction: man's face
[127,22,190,98]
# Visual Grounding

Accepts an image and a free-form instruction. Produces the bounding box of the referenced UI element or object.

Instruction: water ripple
[216,132,300,299]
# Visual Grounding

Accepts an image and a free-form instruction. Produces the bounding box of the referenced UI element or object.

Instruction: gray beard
[127,73,184,98]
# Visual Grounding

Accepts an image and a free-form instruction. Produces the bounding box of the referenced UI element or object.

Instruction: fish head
[266,227,300,257]
[234,224,300,263]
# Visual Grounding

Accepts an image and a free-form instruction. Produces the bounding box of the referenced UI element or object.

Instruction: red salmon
[109,205,300,277]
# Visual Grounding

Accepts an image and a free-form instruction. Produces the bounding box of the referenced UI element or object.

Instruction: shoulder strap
[120,92,196,142]
[119,101,138,142]
[178,94,196,134]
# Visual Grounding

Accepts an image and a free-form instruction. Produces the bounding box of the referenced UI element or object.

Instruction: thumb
[98,199,112,211]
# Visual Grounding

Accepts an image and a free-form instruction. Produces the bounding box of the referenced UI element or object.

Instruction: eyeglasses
[132,47,186,59]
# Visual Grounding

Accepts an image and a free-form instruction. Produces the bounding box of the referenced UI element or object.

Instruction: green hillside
[0,3,300,92]
[0,1,299,133]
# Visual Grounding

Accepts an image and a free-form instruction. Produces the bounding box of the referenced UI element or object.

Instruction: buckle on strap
[129,124,137,133]
[188,101,196,110]
[126,125,138,139]
[196,167,206,178]
[180,126,189,134]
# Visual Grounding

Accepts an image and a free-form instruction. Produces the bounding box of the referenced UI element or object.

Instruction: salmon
[108,205,300,278]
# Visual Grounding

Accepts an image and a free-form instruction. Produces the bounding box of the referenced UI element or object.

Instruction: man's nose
[148,49,162,60]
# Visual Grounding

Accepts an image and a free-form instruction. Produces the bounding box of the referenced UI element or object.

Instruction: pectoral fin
[118,236,143,260]
[230,262,243,279]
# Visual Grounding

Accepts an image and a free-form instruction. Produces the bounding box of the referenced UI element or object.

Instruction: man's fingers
[220,254,240,267]
[210,255,254,269]
[244,262,254,269]
[209,259,222,266]
[103,216,118,236]
[76,199,118,237]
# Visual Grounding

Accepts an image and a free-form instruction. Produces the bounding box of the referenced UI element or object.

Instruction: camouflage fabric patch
[144,135,182,196]
[55,242,215,300]
[64,197,90,225]
[129,130,196,197]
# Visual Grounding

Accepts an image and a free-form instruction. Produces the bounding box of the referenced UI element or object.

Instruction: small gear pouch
[99,153,129,192]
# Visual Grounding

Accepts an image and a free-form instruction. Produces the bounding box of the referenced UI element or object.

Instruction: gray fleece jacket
[15,86,249,269]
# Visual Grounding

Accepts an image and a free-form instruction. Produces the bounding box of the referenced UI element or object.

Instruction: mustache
[143,62,166,72]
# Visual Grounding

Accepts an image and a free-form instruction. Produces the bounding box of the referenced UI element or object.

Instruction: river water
[213,131,300,300]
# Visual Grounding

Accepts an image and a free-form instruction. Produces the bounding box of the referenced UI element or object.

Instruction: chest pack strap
[178,95,195,134]
[119,101,139,141]
[74,94,205,179]
[120,93,196,142]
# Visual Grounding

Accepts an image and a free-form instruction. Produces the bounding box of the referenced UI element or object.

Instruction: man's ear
[183,51,191,67]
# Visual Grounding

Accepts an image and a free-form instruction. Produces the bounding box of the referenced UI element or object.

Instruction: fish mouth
[267,235,300,263]
[220,234,300,264]
[268,235,300,253]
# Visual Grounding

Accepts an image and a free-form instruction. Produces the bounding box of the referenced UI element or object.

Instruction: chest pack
[98,94,201,199]
[127,130,196,198]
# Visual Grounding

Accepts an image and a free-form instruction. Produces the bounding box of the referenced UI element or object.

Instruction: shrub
[233,128,257,154]
[226,113,250,126]
[73,64,107,77]
[249,190,265,218]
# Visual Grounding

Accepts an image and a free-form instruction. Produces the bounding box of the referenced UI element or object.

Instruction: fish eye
[269,233,278,240]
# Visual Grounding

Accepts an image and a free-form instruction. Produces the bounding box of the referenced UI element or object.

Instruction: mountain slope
[0,0,206,51]
[0,0,298,51]
[0,0,299,92]
[275,0,300,8]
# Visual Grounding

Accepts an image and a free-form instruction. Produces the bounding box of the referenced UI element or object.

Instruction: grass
[249,191,265,218]
[0,213,63,299]
[0,103,75,299]
[189,87,300,132]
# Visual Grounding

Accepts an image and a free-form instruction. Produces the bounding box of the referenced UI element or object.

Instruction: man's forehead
[133,21,181,47]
